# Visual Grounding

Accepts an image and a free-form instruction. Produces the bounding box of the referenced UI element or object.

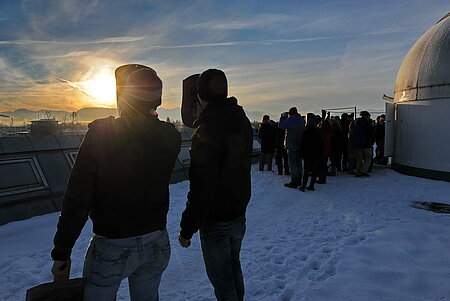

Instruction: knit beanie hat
[115,64,162,109]
[360,110,371,117]
[288,107,298,116]
[197,69,227,102]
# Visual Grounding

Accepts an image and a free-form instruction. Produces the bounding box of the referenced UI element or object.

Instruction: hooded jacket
[51,115,181,261]
[352,117,374,149]
[180,97,253,239]
[301,121,323,160]
[279,114,306,150]
[258,121,276,153]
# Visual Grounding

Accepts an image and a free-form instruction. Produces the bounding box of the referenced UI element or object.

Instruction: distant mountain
[76,107,118,121]
[1,106,266,125]
[245,110,267,122]
[0,109,71,124]
[1,107,183,124]
[157,107,182,122]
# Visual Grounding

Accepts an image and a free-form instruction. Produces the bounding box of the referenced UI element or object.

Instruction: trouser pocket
[84,238,129,287]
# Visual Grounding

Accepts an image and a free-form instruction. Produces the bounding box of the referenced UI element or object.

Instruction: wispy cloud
[189,13,297,30]
[21,0,105,34]
[141,37,331,50]
[55,77,87,93]
[32,51,92,59]
[1,0,448,117]
[0,36,147,45]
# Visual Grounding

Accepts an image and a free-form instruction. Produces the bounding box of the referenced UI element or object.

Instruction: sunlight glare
[81,69,116,107]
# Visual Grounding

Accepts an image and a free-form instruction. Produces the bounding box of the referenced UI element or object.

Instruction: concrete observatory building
[386,13,450,181]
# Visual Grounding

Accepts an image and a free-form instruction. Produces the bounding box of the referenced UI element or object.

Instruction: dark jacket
[301,124,323,161]
[180,97,253,239]
[375,122,385,142]
[353,117,373,149]
[275,124,286,150]
[340,118,350,143]
[279,114,305,150]
[318,120,332,154]
[330,120,343,155]
[51,115,181,261]
[258,121,276,153]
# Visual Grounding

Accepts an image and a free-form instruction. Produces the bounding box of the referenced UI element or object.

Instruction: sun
[81,69,117,107]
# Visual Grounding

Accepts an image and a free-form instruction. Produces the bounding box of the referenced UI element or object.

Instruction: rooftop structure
[386,12,450,181]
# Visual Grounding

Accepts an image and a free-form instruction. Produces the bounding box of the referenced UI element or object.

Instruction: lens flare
[81,69,116,107]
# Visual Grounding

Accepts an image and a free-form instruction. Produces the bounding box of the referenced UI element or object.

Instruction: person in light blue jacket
[279,107,306,188]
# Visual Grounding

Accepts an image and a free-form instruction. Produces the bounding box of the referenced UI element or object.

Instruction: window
[64,151,78,168]
[0,156,49,197]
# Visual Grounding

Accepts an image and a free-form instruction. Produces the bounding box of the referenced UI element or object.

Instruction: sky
[0,0,448,117]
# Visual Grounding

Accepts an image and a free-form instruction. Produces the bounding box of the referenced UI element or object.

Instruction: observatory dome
[394,13,450,102]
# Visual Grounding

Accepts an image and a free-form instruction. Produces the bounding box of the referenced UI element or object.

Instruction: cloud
[140,37,331,51]
[189,13,297,30]
[55,77,89,94]
[0,80,94,112]
[2,0,448,117]
[32,51,92,59]
[21,0,105,34]
[0,36,147,45]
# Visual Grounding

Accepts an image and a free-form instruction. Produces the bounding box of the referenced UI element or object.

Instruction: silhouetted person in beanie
[275,115,290,175]
[258,114,276,171]
[340,113,351,171]
[375,114,387,164]
[279,107,306,188]
[178,69,253,301]
[353,110,373,177]
[51,64,181,300]
[300,119,322,191]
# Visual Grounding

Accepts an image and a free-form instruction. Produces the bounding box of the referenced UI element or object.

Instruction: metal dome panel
[394,13,450,102]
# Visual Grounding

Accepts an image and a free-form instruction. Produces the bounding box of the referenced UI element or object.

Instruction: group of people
[51,65,252,301]
[257,107,387,191]
[48,62,388,301]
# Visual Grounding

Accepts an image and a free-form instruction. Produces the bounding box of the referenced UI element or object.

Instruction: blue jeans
[200,216,246,301]
[82,229,170,301]
[287,149,302,181]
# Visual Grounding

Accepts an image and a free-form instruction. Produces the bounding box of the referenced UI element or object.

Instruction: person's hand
[178,233,191,248]
[51,259,71,281]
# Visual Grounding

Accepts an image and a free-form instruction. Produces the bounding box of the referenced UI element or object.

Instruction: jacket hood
[193,97,248,131]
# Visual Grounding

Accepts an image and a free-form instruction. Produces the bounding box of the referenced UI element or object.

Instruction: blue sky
[0,0,448,117]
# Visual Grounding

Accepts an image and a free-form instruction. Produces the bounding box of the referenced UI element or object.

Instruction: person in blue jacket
[352,111,374,177]
[279,107,306,188]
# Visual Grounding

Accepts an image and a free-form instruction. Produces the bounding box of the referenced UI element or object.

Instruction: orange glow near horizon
[80,68,117,107]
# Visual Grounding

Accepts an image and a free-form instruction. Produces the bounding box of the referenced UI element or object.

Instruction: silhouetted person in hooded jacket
[279,107,306,188]
[51,64,181,300]
[275,118,290,175]
[258,115,276,171]
[178,69,253,301]
[353,111,373,177]
[300,119,322,191]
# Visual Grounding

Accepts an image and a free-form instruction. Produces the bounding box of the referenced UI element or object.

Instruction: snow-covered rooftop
[1,165,449,300]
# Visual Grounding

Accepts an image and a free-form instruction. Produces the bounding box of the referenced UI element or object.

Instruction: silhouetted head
[360,111,371,118]
[288,107,298,116]
[197,69,228,102]
[115,64,162,117]
[262,115,270,123]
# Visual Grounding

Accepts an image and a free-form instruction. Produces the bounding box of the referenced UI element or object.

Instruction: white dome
[394,13,450,103]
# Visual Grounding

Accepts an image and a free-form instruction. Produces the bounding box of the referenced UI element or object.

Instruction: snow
[1,165,450,301]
